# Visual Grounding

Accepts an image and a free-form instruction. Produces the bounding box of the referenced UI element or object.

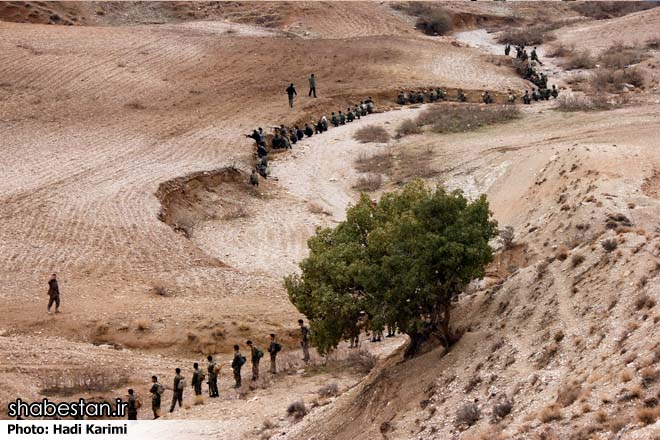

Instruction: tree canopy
[285,180,498,357]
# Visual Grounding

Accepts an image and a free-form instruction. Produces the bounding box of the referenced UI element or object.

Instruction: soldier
[531,47,542,65]
[359,101,368,116]
[331,112,339,127]
[245,129,260,146]
[304,123,314,137]
[532,88,540,101]
[149,375,163,419]
[290,128,298,144]
[338,110,346,125]
[504,43,511,56]
[272,131,283,149]
[457,90,466,102]
[386,324,396,338]
[299,319,311,363]
[250,169,259,187]
[429,89,438,102]
[256,157,269,179]
[308,73,317,98]
[397,92,406,105]
[267,333,282,374]
[207,355,219,398]
[315,119,324,134]
[482,91,493,104]
[246,340,264,381]
[347,107,355,122]
[169,368,184,413]
[353,105,361,119]
[295,126,304,140]
[437,88,446,100]
[231,345,246,389]
[286,83,297,108]
[521,49,528,61]
[47,273,60,314]
[522,90,531,105]
[257,127,266,147]
[127,389,138,420]
[551,84,559,99]
[507,92,516,104]
[320,115,328,131]
[366,98,375,113]
[279,125,288,138]
[191,362,203,396]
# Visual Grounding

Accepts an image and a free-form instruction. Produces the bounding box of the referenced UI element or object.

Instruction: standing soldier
[504,43,511,56]
[250,169,259,187]
[299,319,311,363]
[127,389,138,420]
[207,355,219,398]
[286,83,297,109]
[457,90,466,102]
[246,340,264,381]
[47,273,60,314]
[531,47,542,65]
[191,362,203,397]
[267,333,282,374]
[551,84,559,99]
[347,107,355,122]
[308,73,317,98]
[149,375,163,419]
[231,345,246,388]
[169,368,184,413]
[523,90,531,104]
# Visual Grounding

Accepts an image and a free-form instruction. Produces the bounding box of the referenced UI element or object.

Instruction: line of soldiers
[505,42,560,104]
[397,88,449,105]
[127,321,315,420]
[246,98,377,187]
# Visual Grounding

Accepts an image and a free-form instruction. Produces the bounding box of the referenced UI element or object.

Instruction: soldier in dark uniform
[207,355,219,398]
[250,169,259,187]
[295,126,304,140]
[482,91,493,104]
[397,92,406,105]
[338,111,346,125]
[531,47,542,65]
[231,345,245,388]
[47,273,60,314]
[331,112,339,127]
[551,85,559,99]
[127,389,138,420]
[246,340,263,381]
[347,108,355,122]
[523,90,531,105]
[504,43,511,56]
[169,368,183,412]
[267,333,281,374]
[286,83,297,108]
[299,319,311,363]
[457,90,467,102]
[304,123,314,137]
[191,362,203,396]
[149,375,162,419]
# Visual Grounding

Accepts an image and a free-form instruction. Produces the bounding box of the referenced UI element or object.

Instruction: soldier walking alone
[286,83,297,109]
[299,319,311,363]
[207,355,219,398]
[169,368,184,413]
[308,73,317,98]
[47,273,60,314]
[149,375,163,419]
[267,333,282,374]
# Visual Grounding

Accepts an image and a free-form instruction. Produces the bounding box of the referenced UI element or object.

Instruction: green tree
[285,181,497,357]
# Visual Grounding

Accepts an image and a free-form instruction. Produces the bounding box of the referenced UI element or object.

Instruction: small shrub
[571,2,656,20]
[194,395,204,405]
[354,125,390,143]
[547,43,575,58]
[637,407,660,425]
[621,368,634,383]
[563,50,595,70]
[571,253,585,267]
[589,67,645,93]
[40,369,130,396]
[417,104,519,134]
[353,174,383,192]
[539,404,562,423]
[396,118,422,137]
[317,383,340,398]
[415,8,453,36]
[125,100,146,110]
[598,43,648,68]
[635,294,650,310]
[556,94,611,112]
[601,238,618,252]
[355,150,393,174]
[308,201,331,216]
[455,403,480,427]
[223,205,249,220]
[499,226,515,250]
[497,25,553,46]
[557,382,582,407]
[646,38,660,50]
[492,397,513,421]
[135,319,151,331]
[286,400,307,420]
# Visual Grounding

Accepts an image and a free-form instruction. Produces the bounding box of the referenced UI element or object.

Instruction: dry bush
[641,367,660,386]
[151,284,171,297]
[601,238,618,252]
[40,368,130,396]
[492,397,513,421]
[339,348,376,374]
[134,319,151,331]
[637,406,660,425]
[308,201,331,216]
[589,67,645,93]
[635,294,650,310]
[223,205,250,220]
[546,43,575,58]
[497,25,554,46]
[355,150,393,174]
[647,38,660,50]
[556,382,582,407]
[571,1,657,20]
[396,118,422,137]
[353,173,383,192]
[415,7,453,36]
[354,125,390,143]
[194,395,204,406]
[556,245,569,261]
[317,383,340,398]
[598,43,648,68]
[417,104,520,134]
[455,403,480,427]
[499,226,515,250]
[608,415,629,432]
[562,50,595,70]
[556,94,611,112]
[571,253,585,267]
[286,400,307,420]
[621,368,634,383]
[125,100,146,110]
[539,404,562,423]
[537,342,559,369]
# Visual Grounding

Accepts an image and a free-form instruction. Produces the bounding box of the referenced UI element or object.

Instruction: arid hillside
[2,2,660,439]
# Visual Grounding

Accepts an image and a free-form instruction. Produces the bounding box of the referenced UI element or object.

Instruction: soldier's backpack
[213,364,222,374]
[199,370,206,382]
[177,378,186,390]
[256,348,264,359]
[239,355,247,366]
[135,397,142,409]
[156,383,165,395]
[274,342,282,353]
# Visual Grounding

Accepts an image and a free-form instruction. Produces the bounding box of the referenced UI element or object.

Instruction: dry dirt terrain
[2,2,660,439]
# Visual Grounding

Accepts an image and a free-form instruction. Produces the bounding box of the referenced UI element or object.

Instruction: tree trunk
[404,332,425,359]
[439,302,453,349]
